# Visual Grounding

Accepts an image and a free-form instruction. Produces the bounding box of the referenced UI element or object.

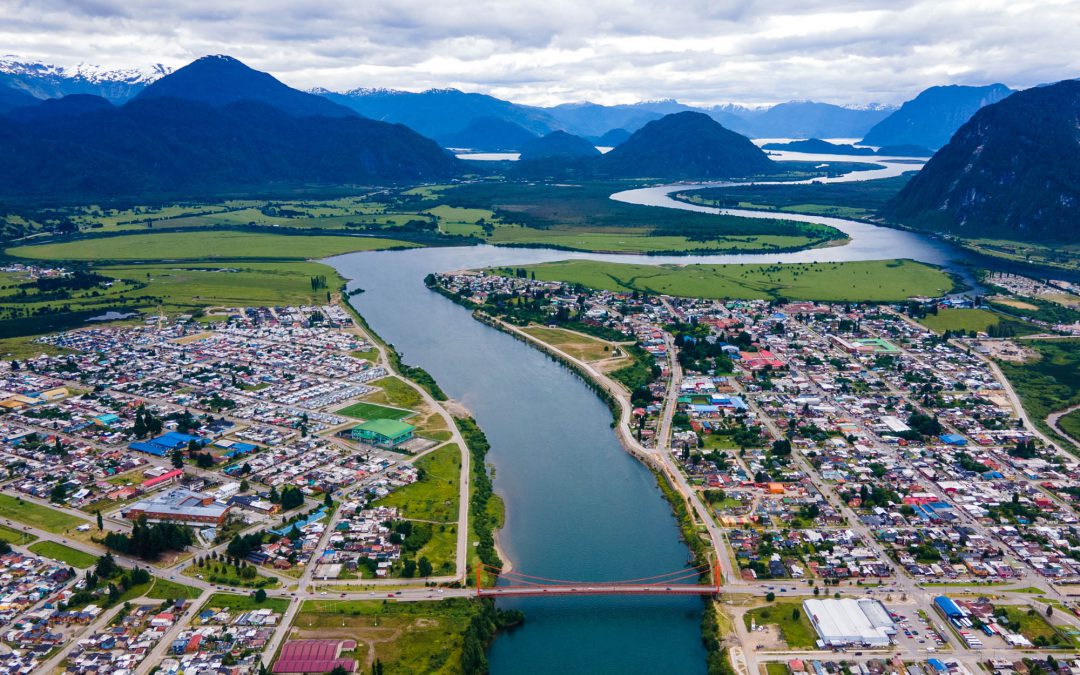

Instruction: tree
[253,588,267,603]
[792,608,800,621]
[418,556,433,577]
[1046,605,1053,617]
[765,592,776,602]
[96,510,104,531]
[96,553,118,579]
[239,479,250,493]
[171,448,184,469]
[324,491,333,508]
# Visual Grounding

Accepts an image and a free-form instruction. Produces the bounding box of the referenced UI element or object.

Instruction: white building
[803,598,897,647]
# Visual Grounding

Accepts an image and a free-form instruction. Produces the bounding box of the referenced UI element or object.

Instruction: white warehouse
[803,598,897,647]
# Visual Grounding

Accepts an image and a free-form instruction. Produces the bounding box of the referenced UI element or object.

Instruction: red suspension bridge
[474,562,722,597]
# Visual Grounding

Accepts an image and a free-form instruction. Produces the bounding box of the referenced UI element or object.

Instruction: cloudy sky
[3,0,1079,106]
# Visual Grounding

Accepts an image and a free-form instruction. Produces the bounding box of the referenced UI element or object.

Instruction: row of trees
[102,516,194,560]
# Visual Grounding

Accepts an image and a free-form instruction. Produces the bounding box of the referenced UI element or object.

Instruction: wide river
[326,156,978,674]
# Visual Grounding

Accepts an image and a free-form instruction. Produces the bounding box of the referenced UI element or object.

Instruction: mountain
[137,55,354,118]
[0,57,167,102]
[761,138,876,155]
[594,128,632,146]
[541,102,670,138]
[0,83,39,112]
[883,80,1080,244]
[598,111,775,179]
[732,101,892,138]
[0,97,462,200]
[438,116,538,151]
[519,131,600,161]
[5,94,114,122]
[319,88,558,139]
[861,84,1015,149]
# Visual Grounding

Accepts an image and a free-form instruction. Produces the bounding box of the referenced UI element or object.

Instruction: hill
[0,96,462,200]
[883,80,1080,244]
[319,87,558,139]
[598,111,775,179]
[762,138,876,155]
[594,128,632,146]
[6,94,114,122]
[861,84,1014,149]
[519,131,600,161]
[136,55,354,118]
[438,116,538,151]
[0,83,39,112]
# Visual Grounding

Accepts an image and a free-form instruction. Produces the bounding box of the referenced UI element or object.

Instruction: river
[326,157,983,674]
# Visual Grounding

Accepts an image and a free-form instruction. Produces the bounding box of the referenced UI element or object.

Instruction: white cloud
[1,0,1078,105]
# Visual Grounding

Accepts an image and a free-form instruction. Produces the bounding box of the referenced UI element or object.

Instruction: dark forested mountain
[760,138,933,157]
[594,128,632,146]
[319,88,559,139]
[861,84,1014,149]
[0,97,461,200]
[598,111,775,179]
[136,55,354,118]
[732,102,891,139]
[438,116,538,151]
[762,138,876,155]
[884,80,1080,243]
[6,94,113,122]
[519,131,600,161]
[0,58,167,102]
[0,83,39,112]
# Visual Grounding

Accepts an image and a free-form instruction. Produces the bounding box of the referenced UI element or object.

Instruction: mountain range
[0,57,167,102]
[861,84,1015,149]
[884,79,1080,244]
[0,56,461,200]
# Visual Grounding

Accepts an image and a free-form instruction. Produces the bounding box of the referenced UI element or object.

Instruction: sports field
[335,401,414,421]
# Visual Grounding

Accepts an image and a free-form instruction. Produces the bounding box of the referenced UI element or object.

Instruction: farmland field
[500,259,955,302]
[7,231,417,261]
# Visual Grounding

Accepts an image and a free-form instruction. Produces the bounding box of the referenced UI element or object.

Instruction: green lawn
[7,231,417,261]
[1060,409,1080,442]
[0,523,38,545]
[744,600,817,649]
[503,258,956,302]
[335,401,414,421]
[376,443,461,523]
[201,592,290,614]
[146,578,204,601]
[998,605,1067,646]
[294,599,481,675]
[27,541,98,568]
[0,494,89,533]
[182,561,280,589]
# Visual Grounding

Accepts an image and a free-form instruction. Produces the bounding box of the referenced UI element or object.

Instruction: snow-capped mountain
[0,58,171,102]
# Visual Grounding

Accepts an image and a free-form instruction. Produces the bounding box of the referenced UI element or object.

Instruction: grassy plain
[366,376,425,410]
[0,493,88,533]
[375,443,461,523]
[998,339,1080,443]
[201,592,290,614]
[27,540,98,568]
[7,231,416,261]
[520,325,622,361]
[1060,409,1080,443]
[743,600,817,648]
[145,578,204,601]
[502,259,955,302]
[917,308,1035,335]
[0,523,37,545]
[675,174,912,220]
[293,599,479,675]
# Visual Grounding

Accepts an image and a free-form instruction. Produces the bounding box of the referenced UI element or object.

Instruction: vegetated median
[499,258,956,302]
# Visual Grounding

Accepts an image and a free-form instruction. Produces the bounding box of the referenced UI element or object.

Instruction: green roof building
[350,418,416,447]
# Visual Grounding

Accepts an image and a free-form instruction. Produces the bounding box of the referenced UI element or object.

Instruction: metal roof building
[802,598,897,647]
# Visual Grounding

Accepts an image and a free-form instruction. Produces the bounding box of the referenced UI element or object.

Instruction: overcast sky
[3,0,1079,106]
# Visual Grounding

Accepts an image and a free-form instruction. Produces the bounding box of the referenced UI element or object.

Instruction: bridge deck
[478,585,718,597]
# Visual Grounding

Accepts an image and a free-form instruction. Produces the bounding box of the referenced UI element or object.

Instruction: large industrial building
[802,598,897,647]
[123,487,231,526]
